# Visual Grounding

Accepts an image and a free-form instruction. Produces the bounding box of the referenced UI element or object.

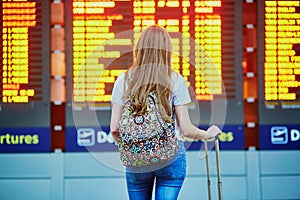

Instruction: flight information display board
[65,0,244,151]
[258,0,300,149]
[68,0,240,103]
[0,0,50,152]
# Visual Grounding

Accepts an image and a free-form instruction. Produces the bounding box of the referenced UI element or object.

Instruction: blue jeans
[126,141,186,200]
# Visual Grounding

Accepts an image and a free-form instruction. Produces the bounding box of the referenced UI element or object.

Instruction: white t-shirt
[111,71,191,140]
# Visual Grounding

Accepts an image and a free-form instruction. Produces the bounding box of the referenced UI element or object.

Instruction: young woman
[110,25,221,200]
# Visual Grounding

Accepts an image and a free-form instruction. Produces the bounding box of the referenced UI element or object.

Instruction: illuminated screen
[69,0,239,103]
[263,0,300,103]
[0,1,46,103]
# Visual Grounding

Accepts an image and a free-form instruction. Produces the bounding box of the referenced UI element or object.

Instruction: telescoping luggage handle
[204,136,223,200]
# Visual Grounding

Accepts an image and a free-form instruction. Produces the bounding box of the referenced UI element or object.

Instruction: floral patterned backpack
[117,92,179,167]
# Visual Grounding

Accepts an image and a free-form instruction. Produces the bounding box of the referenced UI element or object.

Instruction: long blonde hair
[123,25,173,122]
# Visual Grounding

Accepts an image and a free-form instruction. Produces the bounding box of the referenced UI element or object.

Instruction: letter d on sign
[97,131,108,143]
[291,129,300,141]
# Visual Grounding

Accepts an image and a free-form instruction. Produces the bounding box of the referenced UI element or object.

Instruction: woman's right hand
[205,125,222,139]
[111,130,120,144]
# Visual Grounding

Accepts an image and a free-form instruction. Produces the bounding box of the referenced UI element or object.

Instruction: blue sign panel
[0,128,50,152]
[66,126,118,152]
[260,125,300,150]
[66,125,244,152]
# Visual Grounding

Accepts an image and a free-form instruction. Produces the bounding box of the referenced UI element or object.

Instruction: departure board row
[2,0,299,105]
[68,0,238,103]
